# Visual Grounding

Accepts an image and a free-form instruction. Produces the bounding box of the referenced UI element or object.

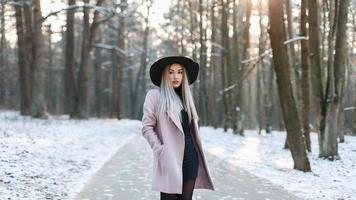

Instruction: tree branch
[40,3,115,23]
[220,36,309,94]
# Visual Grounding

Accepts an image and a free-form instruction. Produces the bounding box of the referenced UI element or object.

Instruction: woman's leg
[160,192,178,200]
[180,179,196,200]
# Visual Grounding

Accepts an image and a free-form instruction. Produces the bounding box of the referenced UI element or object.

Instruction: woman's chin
[172,84,180,88]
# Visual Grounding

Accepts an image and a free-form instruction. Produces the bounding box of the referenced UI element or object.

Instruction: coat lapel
[166,110,184,135]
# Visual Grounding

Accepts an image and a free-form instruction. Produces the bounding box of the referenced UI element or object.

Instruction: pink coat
[141,89,215,194]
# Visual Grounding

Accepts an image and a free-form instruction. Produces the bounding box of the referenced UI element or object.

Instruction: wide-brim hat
[149,56,199,87]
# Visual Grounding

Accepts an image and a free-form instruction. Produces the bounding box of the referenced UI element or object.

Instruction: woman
[142,56,215,200]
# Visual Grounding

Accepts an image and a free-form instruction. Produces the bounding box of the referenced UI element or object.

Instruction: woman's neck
[174,85,183,100]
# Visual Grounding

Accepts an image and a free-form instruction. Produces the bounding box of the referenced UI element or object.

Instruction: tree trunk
[46,25,56,113]
[188,0,198,61]
[231,0,238,132]
[31,0,48,118]
[208,0,218,128]
[235,0,252,135]
[320,0,350,160]
[268,0,311,171]
[74,0,105,118]
[0,1,5,106]
[198,0,208,125]
[338,107,345,142]
[308,0,324,132]
[14,3,31,115]
[220,0,230,132]
[133,0,151,119]
[110,45,117,118]
[114,0,127,119]
[94,35,102,118]
[300,0,311,152]
[65,0,77,117]
[74,0,90,118]
[257,0,267,135]
[353,81,356,135]
[285,0,300,105]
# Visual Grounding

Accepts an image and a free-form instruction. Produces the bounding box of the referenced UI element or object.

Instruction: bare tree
[45,24,56,113]
[132,0,152,119]
[256,0,268,134]
[113,0,127,119]
[65,0,77,117]
[268,0,311,171]
[220,0,230,131]
[14,1,31,115]
[208,0,218,128]
[0,0,5,106]
[321,0,350,159]
[31,0,48,118]
[235,0,252,135]
[300,0,311,152]
[285,0,299,102]
[198,0,209,125]
[74,0,105,118]
[308,0,324,131]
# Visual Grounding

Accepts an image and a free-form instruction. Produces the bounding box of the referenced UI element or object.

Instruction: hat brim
[149,56,199,87]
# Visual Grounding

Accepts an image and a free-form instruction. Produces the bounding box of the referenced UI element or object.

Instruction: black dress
[174,86,199,181]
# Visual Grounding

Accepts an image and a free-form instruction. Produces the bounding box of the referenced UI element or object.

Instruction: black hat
[149,56,199,87]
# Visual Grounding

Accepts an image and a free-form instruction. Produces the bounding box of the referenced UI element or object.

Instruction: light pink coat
[141,89,215,194]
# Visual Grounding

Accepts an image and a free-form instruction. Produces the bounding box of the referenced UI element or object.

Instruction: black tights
[160,179,196,200]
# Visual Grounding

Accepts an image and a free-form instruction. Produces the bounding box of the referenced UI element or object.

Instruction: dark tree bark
[308,0,324,132]
[0,1,5,106]
[268,0,311,171]
[31,0,48,118]
[220,0,230,132]
[74,0,90,118]
[74,0,105,118]
[300,0,311,152]
[65,0,77,117]
[94,28,102,117]
[46,25,56,113]
[14,3,31,115]
[110,43,117,117]
[114,0,127,119]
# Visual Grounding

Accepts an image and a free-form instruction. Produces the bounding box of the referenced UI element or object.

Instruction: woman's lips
[173,81,179,84]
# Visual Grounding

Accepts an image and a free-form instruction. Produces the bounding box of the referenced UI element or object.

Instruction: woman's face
[168,63,184,88]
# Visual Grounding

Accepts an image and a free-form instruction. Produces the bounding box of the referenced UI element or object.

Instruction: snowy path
[75,135,301,200]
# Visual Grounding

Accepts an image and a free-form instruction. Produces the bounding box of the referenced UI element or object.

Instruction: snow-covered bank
[0,110,140,200]
[200,127,356,200]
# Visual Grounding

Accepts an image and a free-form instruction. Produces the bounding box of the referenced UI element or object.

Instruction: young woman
[142,56,215,200]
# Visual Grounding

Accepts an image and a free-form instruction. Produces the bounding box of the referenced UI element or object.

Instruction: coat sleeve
[141,90,162,153]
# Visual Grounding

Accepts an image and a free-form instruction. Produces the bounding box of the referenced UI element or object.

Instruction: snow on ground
[0,110,140,200]
[200,127,356,200]
[1,109,355,200]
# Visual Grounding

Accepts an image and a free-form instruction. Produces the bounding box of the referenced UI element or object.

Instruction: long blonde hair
[156,64,199,123]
